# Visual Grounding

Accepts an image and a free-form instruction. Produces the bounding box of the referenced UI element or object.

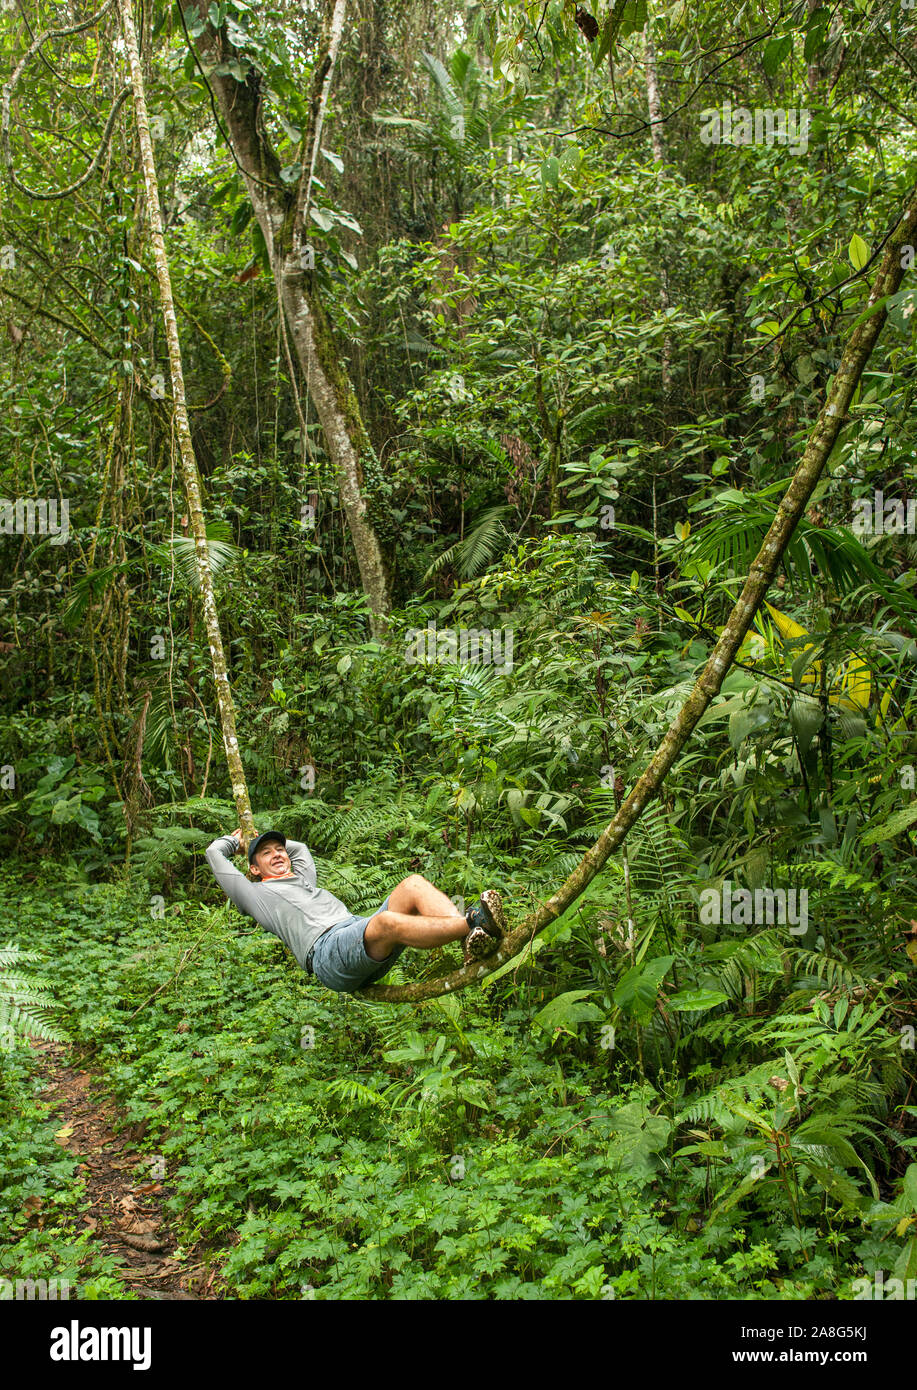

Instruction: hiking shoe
[462,890,506,962]
[463,924,494,963]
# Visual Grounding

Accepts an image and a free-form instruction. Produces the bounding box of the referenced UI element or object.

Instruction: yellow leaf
[832,656,871,712]
[753,603,887,718]
[54,1124,74,1147]
[760,603,821,683]
[763,601,809,641]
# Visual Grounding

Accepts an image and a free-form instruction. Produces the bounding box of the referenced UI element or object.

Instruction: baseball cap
[247,830,287,865]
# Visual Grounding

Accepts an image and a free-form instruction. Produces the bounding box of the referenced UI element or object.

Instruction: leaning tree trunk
[185,0,392,635]
[362,180,917,1001]
[119,0,255,842]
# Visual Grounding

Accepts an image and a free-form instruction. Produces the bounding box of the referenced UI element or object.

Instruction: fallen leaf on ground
[121,1232,166,1253]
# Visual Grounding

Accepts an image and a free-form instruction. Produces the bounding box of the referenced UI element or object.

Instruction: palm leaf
[424,506,514,580]
[147,520,241,590]
[684,490,917,622]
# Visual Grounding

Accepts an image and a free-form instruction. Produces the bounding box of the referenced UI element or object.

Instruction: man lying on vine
[206,829,506,994]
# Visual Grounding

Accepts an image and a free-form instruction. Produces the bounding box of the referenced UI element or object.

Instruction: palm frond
[424,506,515,581]
[684,491,917,621]
[147,520,241,591]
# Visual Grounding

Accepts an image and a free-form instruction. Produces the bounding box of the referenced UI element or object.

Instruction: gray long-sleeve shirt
[205,834,353,969]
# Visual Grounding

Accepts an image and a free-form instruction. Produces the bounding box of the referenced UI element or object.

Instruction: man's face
[251,839,293,880]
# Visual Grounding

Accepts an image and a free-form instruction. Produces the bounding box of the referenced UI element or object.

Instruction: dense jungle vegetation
[2,0,917,1305]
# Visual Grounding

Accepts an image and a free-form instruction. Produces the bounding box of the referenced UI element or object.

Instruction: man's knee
[366,910,397,940]
[364,911,397,960]
[399,873,429,892]
[389,874,430,911]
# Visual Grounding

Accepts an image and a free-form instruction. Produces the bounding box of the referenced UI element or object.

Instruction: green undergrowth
[2,860,914,1300]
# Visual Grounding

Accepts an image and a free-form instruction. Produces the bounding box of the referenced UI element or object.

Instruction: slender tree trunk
[643,11,666,168]
[186,0,391,634]
[645,5,669,629]
[119,0,255,840]
[806,0,822,92]
[644,12,671,395]
[363,182,917,1002]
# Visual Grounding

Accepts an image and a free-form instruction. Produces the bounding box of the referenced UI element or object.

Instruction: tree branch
[1,0,130,200]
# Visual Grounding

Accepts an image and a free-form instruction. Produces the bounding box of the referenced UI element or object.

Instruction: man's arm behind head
[205,832,268,919]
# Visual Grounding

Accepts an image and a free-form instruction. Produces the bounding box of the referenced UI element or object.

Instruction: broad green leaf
[614,956,674,1017]
[892,1235,917,1283]
[848,233,869,271]
[532,989,603,1035]
[231,201,253,235]
[727,1100,772,1135]
[540,156,559,188]
[789,694,824,755]
[800,1160,867,1211]
[605,1101,671,1179]
[904,1163,917,1213]
[763,34,793,76]
[667,988,728,1012]
[804,8,830,60]
[861,801,917,845]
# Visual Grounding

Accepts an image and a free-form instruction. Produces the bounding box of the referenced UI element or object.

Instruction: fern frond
[322,1077,387,1109]
[791,950,869,992]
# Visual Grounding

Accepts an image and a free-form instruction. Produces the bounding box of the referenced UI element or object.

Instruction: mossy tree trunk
[119,0,255,840]
[185,0,392,635]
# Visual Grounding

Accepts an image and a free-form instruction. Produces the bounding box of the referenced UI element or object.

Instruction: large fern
[0,943,68,1049]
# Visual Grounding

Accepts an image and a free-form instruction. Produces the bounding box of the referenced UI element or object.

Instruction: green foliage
[0,942,68,1049]
[2,0,917,1305]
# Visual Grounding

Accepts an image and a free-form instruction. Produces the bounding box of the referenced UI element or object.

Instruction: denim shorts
[308,895,405,993]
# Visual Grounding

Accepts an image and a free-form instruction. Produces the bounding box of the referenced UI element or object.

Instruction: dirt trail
[34,1040,221,1301]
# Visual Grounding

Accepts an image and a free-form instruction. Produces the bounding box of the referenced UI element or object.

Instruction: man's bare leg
[364,874,468,962]
[363,910,468,961]
[385,873,460,918]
